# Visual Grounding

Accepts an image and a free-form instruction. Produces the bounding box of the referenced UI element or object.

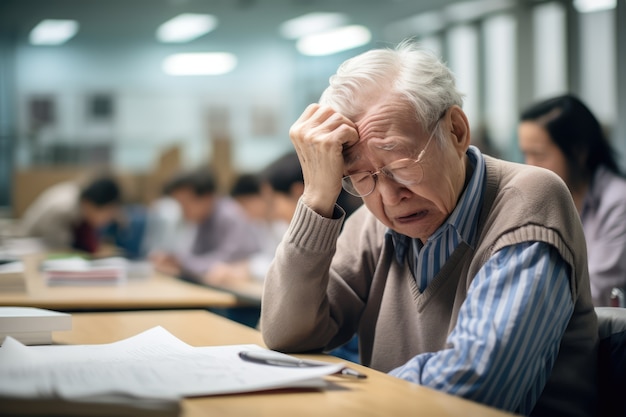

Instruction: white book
[0,307,72,346]
[0,331,53,345]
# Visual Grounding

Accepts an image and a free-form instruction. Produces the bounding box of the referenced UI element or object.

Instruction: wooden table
[0,256,238,311]
[204,279,264,306]
[51,310,517,417]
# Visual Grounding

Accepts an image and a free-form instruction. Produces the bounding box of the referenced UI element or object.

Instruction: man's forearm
[261,200,345,352]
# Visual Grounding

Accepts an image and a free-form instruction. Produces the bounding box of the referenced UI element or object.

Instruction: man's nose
[376,175,406,205]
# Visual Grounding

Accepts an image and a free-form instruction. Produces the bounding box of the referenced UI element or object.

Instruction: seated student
[228,172,283,271]
[20,175,121,254]
[204,171,284,328]
[205,152,303,286]
[209,153,363,334]
[260,41,597,416]
[229,173,269,223]
[141,194,183,257]
[149,167,261,280]
[518,94,626,306]
[100,203,149,260]
[208,151,365,288]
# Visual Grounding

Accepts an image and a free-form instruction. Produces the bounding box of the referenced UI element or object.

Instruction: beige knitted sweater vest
[261,156,598,417]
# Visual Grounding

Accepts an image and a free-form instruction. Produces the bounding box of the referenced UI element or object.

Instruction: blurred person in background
[205,151,303,286]
[518,94,626,306]
[20,175,121,255]
[204,167,293,328]
[149,167,261,281]
[208,151,364,288]
[208,151,363,333]
[230,173,269,223]
[141,193,183,257]
[99,202,149,260]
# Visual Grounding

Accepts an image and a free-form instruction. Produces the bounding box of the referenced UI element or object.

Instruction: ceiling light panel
[157,13,218,43]
[296,25,372,56]
[29,19,79,45]
[279,12,348,39]
[162,52,237,76]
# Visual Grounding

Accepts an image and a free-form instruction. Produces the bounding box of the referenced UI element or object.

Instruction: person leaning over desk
[149,167,261,281]
[518,94,626,307]
[205,152,303,286]
[260,41,598,417]
[19,175,121,254]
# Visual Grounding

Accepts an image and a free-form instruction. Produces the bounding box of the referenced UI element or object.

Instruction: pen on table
[238,350,367,379]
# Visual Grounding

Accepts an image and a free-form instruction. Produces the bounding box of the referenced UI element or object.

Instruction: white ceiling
[0,0,511,51]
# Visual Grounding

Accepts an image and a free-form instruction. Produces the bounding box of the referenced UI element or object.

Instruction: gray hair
[319,40,464,139]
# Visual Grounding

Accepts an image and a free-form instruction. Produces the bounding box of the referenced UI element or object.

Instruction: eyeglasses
[341,121,440,198]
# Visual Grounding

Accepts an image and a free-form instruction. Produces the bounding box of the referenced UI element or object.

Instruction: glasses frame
[341,118,442,198]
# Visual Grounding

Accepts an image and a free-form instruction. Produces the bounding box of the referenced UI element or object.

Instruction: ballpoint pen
[238,350,367,379]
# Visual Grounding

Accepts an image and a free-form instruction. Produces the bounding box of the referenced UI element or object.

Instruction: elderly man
[261,41,597,416]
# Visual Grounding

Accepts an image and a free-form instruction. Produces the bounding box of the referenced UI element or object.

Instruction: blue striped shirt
[388,147,574,414]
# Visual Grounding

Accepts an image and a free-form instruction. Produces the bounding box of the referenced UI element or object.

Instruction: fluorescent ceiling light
[157,13,218,43]
[279,12,348,39]
[162,52,237,76]
[573,0,616,13]
[29,19,79,45]
[297,25,371,56]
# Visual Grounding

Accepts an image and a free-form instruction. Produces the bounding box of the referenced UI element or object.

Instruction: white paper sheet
[0,326,344,401]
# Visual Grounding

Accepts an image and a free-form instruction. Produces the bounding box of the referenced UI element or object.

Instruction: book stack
[0,306,72,345]
[0,261,27,292]
[42,257,127,286]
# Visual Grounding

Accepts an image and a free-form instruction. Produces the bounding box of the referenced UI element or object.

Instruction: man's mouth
[395,210,428,223]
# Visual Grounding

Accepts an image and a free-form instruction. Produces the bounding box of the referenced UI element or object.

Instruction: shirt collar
[388,145,486,263]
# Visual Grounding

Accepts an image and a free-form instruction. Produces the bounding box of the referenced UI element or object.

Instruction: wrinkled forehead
[342,98,424,168]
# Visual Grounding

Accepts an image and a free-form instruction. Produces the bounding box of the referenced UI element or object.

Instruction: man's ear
[447,105,471,154]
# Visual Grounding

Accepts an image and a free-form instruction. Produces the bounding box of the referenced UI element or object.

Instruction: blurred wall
[1,0,624,212]
[13,39,315,173]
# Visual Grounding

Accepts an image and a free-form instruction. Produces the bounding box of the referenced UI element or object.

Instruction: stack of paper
[42,257,127,286]
[0,261,26,292]
[0,326,344,415]
[0,306,72,346]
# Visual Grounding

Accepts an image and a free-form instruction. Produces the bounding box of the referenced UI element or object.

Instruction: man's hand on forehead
[342,140,364,172]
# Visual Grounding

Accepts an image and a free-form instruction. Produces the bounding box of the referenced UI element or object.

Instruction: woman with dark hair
[518,94,626,306]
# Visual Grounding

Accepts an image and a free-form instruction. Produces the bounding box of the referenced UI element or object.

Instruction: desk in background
[0,256,239,311]
[204,279,264,306]
[53,310,517,417]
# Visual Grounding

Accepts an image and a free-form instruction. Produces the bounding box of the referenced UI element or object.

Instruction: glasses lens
[342,173,374,197]
[385,159,424,186]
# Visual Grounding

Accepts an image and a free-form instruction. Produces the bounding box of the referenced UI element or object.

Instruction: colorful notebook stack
[42,257,128,286]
